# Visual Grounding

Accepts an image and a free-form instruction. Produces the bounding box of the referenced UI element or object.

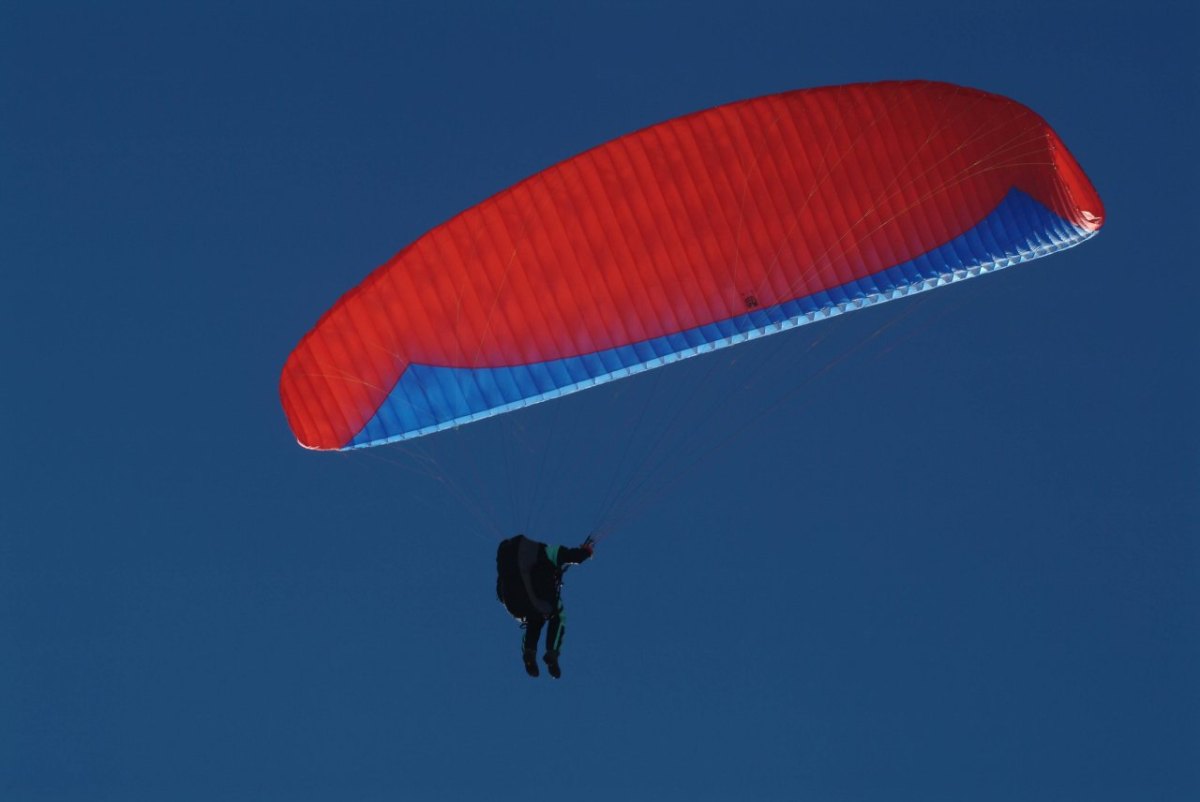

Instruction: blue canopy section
[348,189,1093,449]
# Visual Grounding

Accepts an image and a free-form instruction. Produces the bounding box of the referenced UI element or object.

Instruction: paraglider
[280,80,1104,678]
[495,534,595,678]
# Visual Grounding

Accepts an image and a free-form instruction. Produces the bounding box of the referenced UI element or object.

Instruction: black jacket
[496,535,592,618]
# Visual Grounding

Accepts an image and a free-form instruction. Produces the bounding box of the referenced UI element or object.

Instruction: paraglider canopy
[281,81,1103,451]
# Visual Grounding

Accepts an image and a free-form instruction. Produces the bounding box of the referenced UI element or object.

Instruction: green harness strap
[542,545,567,653]
[551,601,566,652]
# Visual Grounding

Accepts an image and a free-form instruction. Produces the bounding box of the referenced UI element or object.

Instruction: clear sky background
[3,2,1197,800]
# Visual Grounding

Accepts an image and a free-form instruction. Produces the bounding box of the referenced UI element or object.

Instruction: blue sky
[2,2,1197,800]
